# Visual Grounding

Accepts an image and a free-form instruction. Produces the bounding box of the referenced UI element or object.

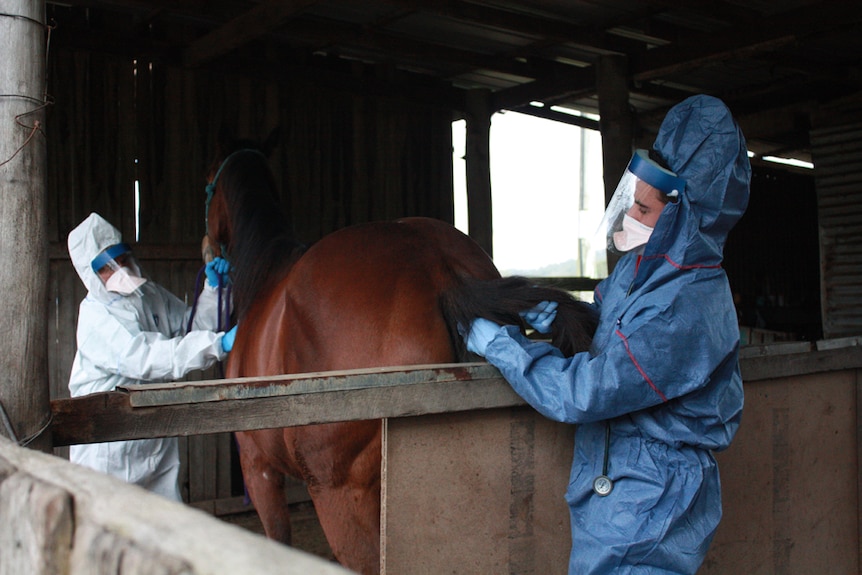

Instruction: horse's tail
[440,276,599,361]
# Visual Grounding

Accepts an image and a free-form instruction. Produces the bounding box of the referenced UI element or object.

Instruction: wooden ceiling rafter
[44,0,862,164]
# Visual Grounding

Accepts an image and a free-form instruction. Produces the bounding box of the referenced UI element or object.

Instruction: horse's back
[303,217,498,286]
[237,218,498,374]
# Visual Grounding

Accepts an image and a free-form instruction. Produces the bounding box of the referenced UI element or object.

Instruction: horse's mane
[217,148,305,318]
[441,276,599,359]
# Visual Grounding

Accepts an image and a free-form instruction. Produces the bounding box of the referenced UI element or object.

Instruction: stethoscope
[593,279,639,496]
[592,421,614,496]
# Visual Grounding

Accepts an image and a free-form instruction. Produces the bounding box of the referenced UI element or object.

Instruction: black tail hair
[441,276,599,360]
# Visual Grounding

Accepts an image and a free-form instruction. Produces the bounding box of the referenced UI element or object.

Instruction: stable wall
[705,343,861,574]
[378,342,862,574]
[45,343,862,573]
[45,42,456,507]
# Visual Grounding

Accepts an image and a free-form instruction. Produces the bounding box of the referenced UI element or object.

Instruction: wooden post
[465,88,493,258]
[0,0,51,451]
[596,54,633,273]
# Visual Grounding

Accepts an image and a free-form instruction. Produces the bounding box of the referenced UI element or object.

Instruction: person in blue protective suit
[67,212,238,501]
[464,95,750,574]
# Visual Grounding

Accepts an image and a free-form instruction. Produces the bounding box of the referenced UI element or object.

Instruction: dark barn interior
[10,0,862,568]
[41,0,862,348]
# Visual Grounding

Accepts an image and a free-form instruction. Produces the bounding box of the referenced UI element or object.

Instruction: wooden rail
[51,363,521,446]
[50,342,862,447]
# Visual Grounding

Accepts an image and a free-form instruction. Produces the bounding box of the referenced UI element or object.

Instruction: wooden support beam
[0,0,51,452]
[183,0,320,67]
[596,53,632,274]
[465,89,493,257]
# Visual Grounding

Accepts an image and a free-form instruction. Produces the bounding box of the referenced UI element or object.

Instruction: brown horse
[204,144,597,574]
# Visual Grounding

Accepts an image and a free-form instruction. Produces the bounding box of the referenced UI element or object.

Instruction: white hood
[68,212,123,299]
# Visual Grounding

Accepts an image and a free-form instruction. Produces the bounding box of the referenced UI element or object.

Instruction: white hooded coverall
[67,212,229,500]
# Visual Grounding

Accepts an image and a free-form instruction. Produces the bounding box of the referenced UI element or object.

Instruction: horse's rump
[272,217,500,373]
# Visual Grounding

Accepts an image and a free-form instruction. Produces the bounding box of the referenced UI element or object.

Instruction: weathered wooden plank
[0,437,351,575]
[382,408,573,574]
[71,522,194,575]
[118,362,499,407]
[51,365,524,446]
[740,343,862,381]
[0,469,73,575]
[50,345,862,447]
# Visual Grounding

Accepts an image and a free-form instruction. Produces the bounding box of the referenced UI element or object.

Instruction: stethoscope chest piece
[593,475,614,496]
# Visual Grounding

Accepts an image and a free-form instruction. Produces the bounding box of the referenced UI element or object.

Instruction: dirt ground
[219,501,337,563]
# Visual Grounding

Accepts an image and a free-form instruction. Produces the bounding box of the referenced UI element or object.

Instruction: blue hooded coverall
[478,95,751,573]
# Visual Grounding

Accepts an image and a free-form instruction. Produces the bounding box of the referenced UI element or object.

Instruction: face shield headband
[91,243,147,295]
[596,149,687,255]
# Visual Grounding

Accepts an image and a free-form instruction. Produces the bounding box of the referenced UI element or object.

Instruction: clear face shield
[596,149,686,255]
[91,243,148,295]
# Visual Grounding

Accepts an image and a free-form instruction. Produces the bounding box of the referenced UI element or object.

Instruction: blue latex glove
[463,318,501,357]
[205,257,231,287]
[221,325,238,353]
[520,300,557,334]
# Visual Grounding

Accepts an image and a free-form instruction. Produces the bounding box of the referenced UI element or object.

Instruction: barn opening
[454,112,822,343]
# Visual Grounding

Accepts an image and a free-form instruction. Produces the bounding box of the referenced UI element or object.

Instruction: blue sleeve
[482,284,739,425]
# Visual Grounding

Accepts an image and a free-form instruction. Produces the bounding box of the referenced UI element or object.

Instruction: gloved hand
[520,300,557,334]
[205,257,231,288]
[221,325,238,353]
[463,318,501,357]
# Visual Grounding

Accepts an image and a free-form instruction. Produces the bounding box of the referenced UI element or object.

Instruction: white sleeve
[77,301,226,382]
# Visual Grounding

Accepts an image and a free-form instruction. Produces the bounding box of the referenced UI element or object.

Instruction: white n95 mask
[105,267,147,295]
[613,214,654,252]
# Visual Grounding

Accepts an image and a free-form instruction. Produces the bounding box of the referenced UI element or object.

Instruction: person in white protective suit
[67,212,237,501]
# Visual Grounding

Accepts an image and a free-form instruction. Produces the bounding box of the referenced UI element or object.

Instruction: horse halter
[204,148,266,258]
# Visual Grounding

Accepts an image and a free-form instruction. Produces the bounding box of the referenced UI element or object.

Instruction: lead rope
[185,265,247,504]
[186,266,207,334]
[186,266,232,378]
[186,265,232,335]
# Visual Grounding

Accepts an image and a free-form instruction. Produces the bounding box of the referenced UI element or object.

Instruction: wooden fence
[42,342,862,574]
[0,435,351,575]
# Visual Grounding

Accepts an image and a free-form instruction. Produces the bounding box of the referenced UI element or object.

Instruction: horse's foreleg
[235,431,293,545]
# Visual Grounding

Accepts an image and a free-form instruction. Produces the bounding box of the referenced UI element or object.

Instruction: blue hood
[645,95,751,270]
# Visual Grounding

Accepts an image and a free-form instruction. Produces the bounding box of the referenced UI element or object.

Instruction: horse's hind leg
[299,422,382,575]
[309,480,381,574]
[235,430,293,545]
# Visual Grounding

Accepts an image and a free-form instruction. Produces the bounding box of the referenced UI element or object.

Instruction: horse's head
[204,151,236,259]
[202,127,302,318]
[204,127,282,259]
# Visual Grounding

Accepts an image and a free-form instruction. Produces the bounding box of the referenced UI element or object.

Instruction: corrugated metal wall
[811,117,862,339]
[46,47,455,504]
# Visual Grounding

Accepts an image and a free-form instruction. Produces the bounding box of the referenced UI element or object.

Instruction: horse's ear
[261,126,281,158]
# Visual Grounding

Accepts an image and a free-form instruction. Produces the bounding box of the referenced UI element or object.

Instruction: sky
[452,111,606,276]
